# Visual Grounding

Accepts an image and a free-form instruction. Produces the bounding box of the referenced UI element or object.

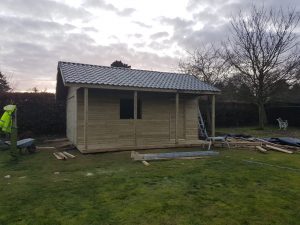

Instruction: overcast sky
[0,0,299,92]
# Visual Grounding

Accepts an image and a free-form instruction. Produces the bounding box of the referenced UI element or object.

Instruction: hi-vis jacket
[0,105,16,133]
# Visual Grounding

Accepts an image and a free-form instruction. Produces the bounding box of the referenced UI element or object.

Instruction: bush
[0,92,298,137]
[202,99,300,127]
[216,102,258,127]
[266,103,300,127]
[0,92,65,136]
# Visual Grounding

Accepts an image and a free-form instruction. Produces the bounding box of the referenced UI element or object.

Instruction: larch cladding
[74,88,199,152]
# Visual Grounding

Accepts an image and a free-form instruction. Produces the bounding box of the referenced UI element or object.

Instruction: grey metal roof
[58,61,220,93]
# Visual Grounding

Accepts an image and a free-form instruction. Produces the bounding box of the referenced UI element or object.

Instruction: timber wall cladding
[76,88,199,150]
[66,87,77,143]
[77,88,84,147]
[185,97,199,140]
[136,92,184,145]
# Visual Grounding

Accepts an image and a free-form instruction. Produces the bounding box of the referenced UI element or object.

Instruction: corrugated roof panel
[58,61,220,92]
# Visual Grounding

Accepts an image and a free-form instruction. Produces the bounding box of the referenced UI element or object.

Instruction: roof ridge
[58,61,190,77]
[57,61,220,92]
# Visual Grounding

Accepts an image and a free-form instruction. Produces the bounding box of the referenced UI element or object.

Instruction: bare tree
[225,5,300,129]
[179,44,228,85]
[5,72,17,92]
[179,45,229,131]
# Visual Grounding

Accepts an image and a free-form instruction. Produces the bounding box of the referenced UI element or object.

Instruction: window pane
[120,99,134,119]
[120,98,142,119]
[137,100,142,119]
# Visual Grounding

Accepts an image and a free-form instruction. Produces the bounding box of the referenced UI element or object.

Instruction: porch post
[211,95,215,137]
[74,88,78,145]
[134,91,138,146]
[175,92,179,144]
[84,88,89,151]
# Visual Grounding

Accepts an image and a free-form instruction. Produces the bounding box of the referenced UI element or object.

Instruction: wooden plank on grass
[53,152,63,160]
[131,151,219,161]
[256,146,267,153]
[265,145,293,154]
[63,151,75,158]
[45,138,68,143]
[131,151,143,161]
[142,160,150,166]
[226,141,262,146]
[57,152,68,160]
[256,138,300,150]
[177,156,206,160]
[37,146,56,150]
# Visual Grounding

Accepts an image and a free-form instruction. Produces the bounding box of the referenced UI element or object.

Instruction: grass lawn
[0,127,300,225]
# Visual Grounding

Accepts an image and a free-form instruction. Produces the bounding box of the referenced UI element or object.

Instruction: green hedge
[266,103,300,127]
[0,92,65,136]
[216,102,258,127]
[202,100,300,127]
[0,92,298,137]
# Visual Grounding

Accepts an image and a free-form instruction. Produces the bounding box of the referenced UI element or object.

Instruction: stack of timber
[213,138,263,149]
[254,138,299,154]
[131,150,219,161]
[53,151,76,160]
[215,137,300,154]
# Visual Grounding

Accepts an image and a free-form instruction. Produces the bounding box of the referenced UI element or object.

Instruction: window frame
[119,98,142,119]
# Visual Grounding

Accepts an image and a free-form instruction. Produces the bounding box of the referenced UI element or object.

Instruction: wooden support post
[14,107,17,127]
[211,95,215,137]
[134,91,138,146]
[84,88,89,151]
[74,88,78,145]
[10,107,18,160]
[169,112,171,141]
[175,92,179,144]
[183,99,186,140]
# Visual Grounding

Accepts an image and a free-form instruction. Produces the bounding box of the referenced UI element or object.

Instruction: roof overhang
[55,69,68,101]
[65,82,221,95]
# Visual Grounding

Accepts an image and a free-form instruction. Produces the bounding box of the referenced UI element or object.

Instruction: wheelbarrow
[1,138,36,153]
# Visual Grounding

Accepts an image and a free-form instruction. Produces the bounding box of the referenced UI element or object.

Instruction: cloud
[192,8,223,24]
[150,32,169,39]
[82,26,98,32]
[134,42,146,48]
[187,0,300,13]
[2,0,299,92]
[0,15,179,91]
[148,40,171,50]
[117,8,136,17]
[0,28,96,77]
[128,33,143,39]
[157,15,229,49]
[0,0,91,21]
[0,15,94,90]
[159,17,195,29]
[186,0,300,36]
[134,34,143,38]
[132,21,152,28]
[184,0,300,50]
[83,0,135,17]
[83,0,117,11]
[0,16,76,34]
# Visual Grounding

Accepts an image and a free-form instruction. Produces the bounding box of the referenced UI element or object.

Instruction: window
[120,99,142,119]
